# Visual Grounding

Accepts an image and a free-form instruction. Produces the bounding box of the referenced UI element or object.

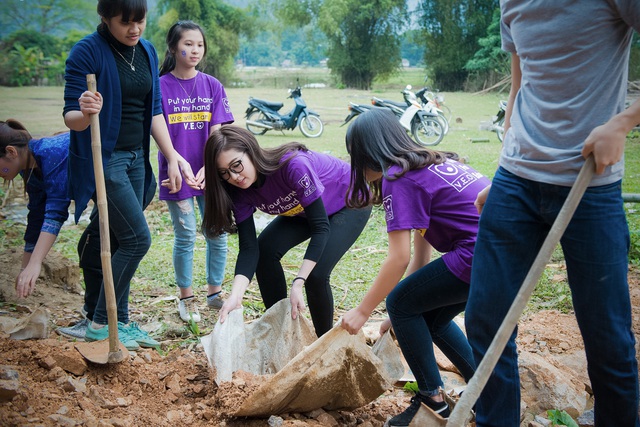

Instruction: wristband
[292,276,306,285]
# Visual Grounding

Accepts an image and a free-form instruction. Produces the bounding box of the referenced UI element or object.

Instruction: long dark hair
[97,0,147,28]
[159,20,208,76]
[0,119,31,158]
[202,126,308,237]
[345,108,457,208]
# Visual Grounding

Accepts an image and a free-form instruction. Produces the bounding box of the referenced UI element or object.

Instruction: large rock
[519,351,589,419]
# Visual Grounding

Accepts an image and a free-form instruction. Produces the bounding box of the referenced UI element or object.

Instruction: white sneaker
[178,297,201,323]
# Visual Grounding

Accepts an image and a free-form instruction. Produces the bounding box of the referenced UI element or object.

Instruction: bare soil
[1,221,639,426]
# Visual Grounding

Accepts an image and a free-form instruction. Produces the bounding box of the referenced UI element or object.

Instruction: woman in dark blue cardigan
[63,0,193,350]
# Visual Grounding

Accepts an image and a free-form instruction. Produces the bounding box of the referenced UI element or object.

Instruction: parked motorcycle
[245,83,324,138]
[340,102,376,127]
[402,85,451,135]
[403,86,449,135]
[371,93,445,146]
[493,100,507,142]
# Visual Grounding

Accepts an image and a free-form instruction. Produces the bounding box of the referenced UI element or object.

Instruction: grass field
[1,67,639,321]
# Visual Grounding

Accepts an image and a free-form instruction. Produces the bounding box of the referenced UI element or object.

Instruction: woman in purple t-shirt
[202,125,371,337]
[342,108,489,424]
[158,21,235,324]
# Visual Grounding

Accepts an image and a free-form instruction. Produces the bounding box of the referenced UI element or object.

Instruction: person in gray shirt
[466,1,640,426]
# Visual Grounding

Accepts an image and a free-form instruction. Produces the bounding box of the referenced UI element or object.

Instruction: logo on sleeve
[298,174,317,197]
[383,195,393,221]
[430,161,481,192]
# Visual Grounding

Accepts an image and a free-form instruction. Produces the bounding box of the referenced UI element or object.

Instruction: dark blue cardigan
[63,32,161,223]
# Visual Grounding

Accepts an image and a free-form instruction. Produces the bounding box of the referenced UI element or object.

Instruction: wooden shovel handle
[86,74,120,358]
[446,156,595,426]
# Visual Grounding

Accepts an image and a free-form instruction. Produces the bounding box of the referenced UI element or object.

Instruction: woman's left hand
[192,166,206,190]
[15,264,41,298]
[341,307,369,335]
[290,284,306,320]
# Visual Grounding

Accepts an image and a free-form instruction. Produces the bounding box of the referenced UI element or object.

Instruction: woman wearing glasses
[202,126,371,337]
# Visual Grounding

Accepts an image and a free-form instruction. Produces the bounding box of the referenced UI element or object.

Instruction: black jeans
[256,206,372,336]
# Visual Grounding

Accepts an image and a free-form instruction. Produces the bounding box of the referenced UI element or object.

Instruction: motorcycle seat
[252,99,284,110]
[380,99,408,109]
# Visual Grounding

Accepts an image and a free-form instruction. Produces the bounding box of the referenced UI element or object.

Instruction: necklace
[23,156,36,186]
[173,71,199,100]
[110,44,136,71]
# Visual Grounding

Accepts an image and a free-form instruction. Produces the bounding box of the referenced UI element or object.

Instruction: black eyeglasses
[218,153,245,181]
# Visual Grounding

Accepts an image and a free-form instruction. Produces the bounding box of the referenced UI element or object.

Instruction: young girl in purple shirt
[202,125,371,337]
[159,21,234,323]
[342,108,489,424]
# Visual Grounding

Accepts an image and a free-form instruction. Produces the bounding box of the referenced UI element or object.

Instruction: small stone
[53,350,87,376]
[0,379,20,402]
[38,356,57,370]
[0,366,19,380]
[48,413,79,426]
[267,415,284,426]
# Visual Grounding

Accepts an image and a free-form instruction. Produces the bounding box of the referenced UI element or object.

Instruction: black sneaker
[386,393,450,426]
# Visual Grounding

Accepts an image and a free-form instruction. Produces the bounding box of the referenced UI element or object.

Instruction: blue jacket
[23,133,71,251]
[63,32,161,223]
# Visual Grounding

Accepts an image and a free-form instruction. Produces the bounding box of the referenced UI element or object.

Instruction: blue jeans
[78,168,156,322]
[466,167,639,427]
[166,196,227,288]
[387,257,476,393]
[88,149,151,325]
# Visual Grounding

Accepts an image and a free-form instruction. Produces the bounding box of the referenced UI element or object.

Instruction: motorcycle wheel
[496,117,505,143]
[299,115,324,138]
[440,104,453,123]
[412,117,444,146]
[246,110,269,135]
[437,112,450,135]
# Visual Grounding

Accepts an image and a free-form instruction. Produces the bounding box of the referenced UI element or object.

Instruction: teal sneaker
[85,322,140,351]
[126,322,160,348]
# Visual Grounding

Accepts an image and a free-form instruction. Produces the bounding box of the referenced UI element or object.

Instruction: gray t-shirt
[500,0,640,186]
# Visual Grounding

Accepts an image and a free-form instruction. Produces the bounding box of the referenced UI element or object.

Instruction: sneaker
[57,318,89,340]
[126,321,160,348]
[386,393,450,426]
[207,292,224,310]
[178,297,201,323]
[85,322,140,351]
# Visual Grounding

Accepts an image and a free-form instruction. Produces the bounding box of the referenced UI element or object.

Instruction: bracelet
[292,276,306,285]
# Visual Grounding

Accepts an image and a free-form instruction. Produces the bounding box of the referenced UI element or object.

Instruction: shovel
[410,156,596,426]
[75,74,127,364]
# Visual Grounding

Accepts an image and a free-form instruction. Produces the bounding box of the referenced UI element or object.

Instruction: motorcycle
[340,101,376,127]
[371,92,445,146]
[412,87,450,135]
[245,82,324,138]
[493,100,507,142]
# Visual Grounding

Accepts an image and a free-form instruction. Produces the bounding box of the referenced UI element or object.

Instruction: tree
[0,0,95,38]
[419,0,498,91]
[147,0,249,84]
[464,8,509,89]
[273,0,408,90]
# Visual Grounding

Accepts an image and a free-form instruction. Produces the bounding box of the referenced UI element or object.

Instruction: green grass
[1,69,639,327]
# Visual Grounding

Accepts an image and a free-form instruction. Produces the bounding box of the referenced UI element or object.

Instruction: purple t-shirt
[231,150,351,223]
[159,71,234,200]
[382,160,490,283]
